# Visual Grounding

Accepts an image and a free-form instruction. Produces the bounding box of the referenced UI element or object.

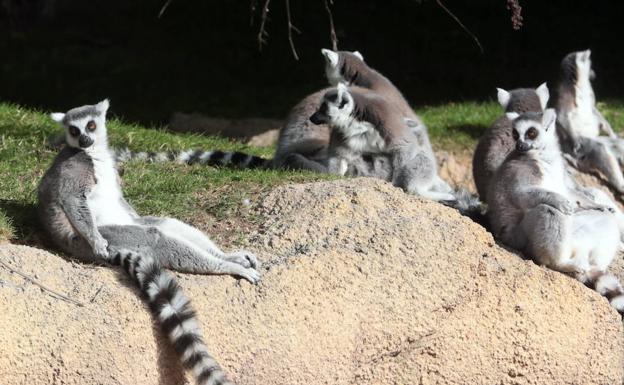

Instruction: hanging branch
[435,0,483,53]
[285,0,301,60]
[323,0,338,51]
[506,0,523,30]
[257,0,271,51]
[250,0,258,26]
[158,0,174,18]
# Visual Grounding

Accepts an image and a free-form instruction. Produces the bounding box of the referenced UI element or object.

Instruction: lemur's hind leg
[282,153,328,173]
[136,217,260,269]
[578,140,624,193]
[393,150,455,201]
[98,225,260,283]
[521,204,578,273]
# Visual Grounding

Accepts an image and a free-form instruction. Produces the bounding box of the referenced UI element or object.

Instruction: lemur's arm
[594,108,617,138]
[513,187,575,214]
[60,192,109,259]
[564,172,613,212]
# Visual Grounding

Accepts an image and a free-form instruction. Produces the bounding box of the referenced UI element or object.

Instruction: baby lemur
[310,84,455,201]
[472,83,549,202]
[556,49,624,193]
[488,108,624,313]
[38,100,261,385]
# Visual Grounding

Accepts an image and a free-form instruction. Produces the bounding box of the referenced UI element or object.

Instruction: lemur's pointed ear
[321,48,339,66]
[536,82,549,110]
[497,88,511,109]
[50,113,65,122]
[505,112,519,121]
[96,99,110,114]
[352,51,364,60]
[542,108,557,131]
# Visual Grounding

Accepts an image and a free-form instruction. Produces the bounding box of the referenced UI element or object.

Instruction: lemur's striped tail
[593,273,624,315]
[111,249,234,385]
[113,148,269,169]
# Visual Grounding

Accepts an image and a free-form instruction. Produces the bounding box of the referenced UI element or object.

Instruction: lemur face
[51,99,109,150]
[575,49,595,81]
[507,109,557,152]
[321,48,364,86]
[310,83,354,125]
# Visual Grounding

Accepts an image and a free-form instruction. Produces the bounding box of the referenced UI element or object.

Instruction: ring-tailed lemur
[487,108,624,313]
[555,49,624,193]
[38,99,262,385]
[472,83,549,202]
[310,84,470,204]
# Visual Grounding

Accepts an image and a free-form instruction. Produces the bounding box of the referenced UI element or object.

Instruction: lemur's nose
[78,134,94,148]
[516,142,530,152]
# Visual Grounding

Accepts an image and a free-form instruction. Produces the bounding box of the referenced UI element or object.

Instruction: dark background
[1,0,622,125]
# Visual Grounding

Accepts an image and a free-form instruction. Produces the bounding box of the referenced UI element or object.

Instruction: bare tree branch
[158,0,174,18]
[323,0,338,50]
[506,0,523,30]
[435,0,483,53]
[257,0,271,51]
[285,0,301,60]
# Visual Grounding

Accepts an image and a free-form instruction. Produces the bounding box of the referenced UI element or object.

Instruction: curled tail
[114,148,270,169]
[441,189,488,227]
[593,273,624,314]
[111,249,234,385]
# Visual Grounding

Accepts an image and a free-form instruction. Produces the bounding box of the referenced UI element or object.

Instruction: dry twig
[506,0,523,30]
[257,0,272,51]
[323,0,338,50]
[435,0,483,53]
[158,0,174,18]
[0,258,85,307]
[285,0,301,60]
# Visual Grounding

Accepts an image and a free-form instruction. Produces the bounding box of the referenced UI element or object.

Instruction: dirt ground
[1,178,622,385]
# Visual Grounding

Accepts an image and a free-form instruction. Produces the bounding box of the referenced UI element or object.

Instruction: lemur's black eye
[512,130,519,140]
[526,127,538,140]
[68,125,80,137]
[339,98,348,109]
[86,120,96,132]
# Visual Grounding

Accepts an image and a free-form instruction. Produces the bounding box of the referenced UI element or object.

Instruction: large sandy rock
[0,178,622,385]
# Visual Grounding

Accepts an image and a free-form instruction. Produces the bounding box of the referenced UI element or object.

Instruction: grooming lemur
[488,108,624,313]
[309,83,456,201]
[472,83,549,202]
[556,49,624,193]
[38,100,261,385]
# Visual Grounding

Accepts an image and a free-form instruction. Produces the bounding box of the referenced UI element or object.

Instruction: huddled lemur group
[38,48,624,384]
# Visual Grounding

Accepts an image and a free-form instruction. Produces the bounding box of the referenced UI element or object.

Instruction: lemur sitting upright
[472,83,549,202]
[310,84,456,201]
[38,99,261,385]
[556,49,624,193]
[487,108,624,313]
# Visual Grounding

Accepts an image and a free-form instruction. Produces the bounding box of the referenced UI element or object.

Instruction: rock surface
[1,178,622,385]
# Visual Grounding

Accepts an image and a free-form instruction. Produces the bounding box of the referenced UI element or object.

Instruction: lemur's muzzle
[515,142,530,152]
[78,134,94,148]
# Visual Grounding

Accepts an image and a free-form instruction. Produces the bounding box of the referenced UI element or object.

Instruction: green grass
[2,100,624,244]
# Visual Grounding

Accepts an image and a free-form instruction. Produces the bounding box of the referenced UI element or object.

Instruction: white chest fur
[340,120,386,153]
[569,81,599,138]
[535,154,568,197]
[87,151,135,226]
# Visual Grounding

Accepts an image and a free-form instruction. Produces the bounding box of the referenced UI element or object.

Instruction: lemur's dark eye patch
[512,130,519,140]
[68,125,80,137]
[86,120,96,132]
[339,98,348,109]
[526,127,538,140]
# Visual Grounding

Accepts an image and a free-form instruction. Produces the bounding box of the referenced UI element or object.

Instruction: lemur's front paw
[556,200,575,215]
[225,250,260,269]
[240,267,261,284]
[92,238,109,258]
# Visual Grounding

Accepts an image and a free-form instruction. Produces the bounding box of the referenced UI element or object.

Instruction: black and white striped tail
[111,249,234,385]
[593,273,624,315]
[113,148,269,169]
[441,189,487,227]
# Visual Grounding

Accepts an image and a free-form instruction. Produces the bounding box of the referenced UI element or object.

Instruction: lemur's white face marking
[51,99,110,150]
[309,83,355,128]
[535,82,549,109]
[575,49,595,82]
[507,108,557,153]
[321,48,365,86]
